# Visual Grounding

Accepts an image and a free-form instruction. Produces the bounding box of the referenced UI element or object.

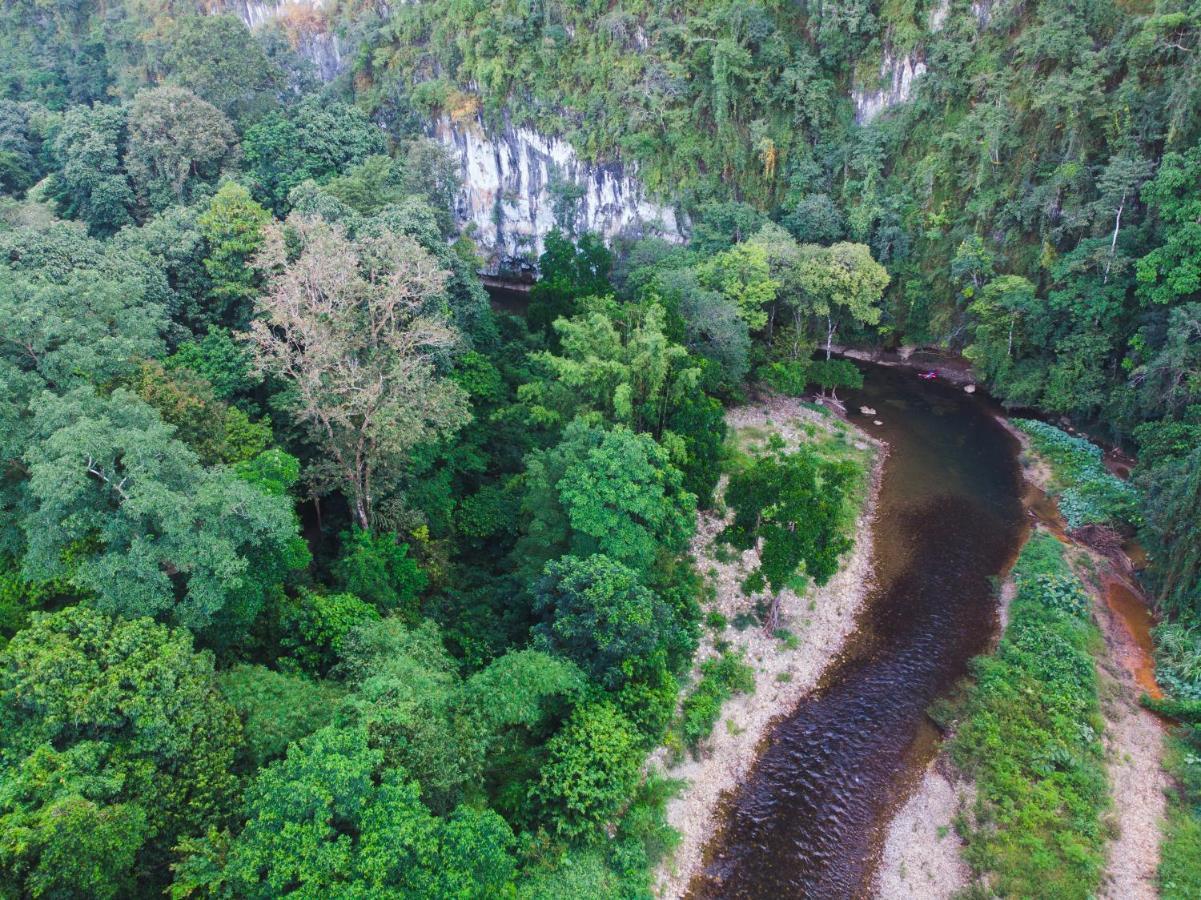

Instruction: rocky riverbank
[650,397,885,898]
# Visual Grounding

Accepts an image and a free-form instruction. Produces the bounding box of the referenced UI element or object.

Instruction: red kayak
[918,370,939,380]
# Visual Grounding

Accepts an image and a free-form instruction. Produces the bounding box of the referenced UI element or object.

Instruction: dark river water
[689,362,1029,898]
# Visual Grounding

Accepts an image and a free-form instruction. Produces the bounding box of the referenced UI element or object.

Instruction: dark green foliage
[161,16,280,123]
[241,101,388,213]
[45,103,133,235]
[722,447,857,591]
[333,528,428,619]
[533,554,668,690]
[1140,447,1201,618]
[526,230,613,337]
[0,607,243,895]
[951,536,1107,898]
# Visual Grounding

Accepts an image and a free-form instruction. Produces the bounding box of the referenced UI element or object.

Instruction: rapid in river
[690,361,1029,898]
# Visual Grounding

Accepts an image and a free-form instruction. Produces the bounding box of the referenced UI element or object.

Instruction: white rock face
[852,51,928,124]
[432,115,686,270]
[221,0,345,82]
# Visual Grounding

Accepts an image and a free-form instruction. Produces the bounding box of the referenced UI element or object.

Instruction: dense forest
[0,0,1199,896]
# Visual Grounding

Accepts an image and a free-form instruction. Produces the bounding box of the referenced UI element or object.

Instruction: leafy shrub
[675,651,755,754]
[333,528,427,618]
[1013,419,1139,529]
[1027,573,1091,619]
[530,701,642,840]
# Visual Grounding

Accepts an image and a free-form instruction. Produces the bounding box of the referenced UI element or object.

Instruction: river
[689,361,1029,898]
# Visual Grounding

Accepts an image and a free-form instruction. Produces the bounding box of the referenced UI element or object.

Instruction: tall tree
[244,215,469,531]
[124,86,235,212]
[21,388,306,634]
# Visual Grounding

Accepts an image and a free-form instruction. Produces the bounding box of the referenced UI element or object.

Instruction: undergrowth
[951,533,1108,899]
[1012,419,1138,530]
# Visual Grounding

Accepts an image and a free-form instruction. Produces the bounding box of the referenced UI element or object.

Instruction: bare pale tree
[244,215,469,530]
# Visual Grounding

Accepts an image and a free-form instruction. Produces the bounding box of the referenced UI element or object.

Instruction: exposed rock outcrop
[431,115,686,272]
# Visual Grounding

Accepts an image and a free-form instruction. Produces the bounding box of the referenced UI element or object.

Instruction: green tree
[174,726,517,898]
[1138,146,1201,307]
[333,528,428,618]
[533,554,668,690]
[124,86,235,212]
[0,607,242,894]
[696,240,778,331]
[529,701,642,840]
[218,664,344,769]
[722,448,858,628]
[520,296,700,436]
[21,388,307,635]
[797,242,889,360]
[197,181,271,329]
[966,274,1040,392]
[241,101,389,213]
[527,230,614,336]
[279,589,380,675]
[515,420,696,582]
[45,103,134,235]
[162,15,280,123]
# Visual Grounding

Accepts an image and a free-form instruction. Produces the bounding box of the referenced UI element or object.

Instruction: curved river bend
[690,362,1029,898]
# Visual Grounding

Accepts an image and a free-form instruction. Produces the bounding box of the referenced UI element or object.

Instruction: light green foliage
[521,297,700,436]
[952,536,1107,898]
[1013,419,1138,529]
[21,388,308,634]
[516,420,696,582]
[197,181,270,328]
[697,240,777,330]
[124,86,236,212]
[0,607,242,895]
[533,554,669,690]
[279,589,380,675]
[675,650,755,755]
[175,726,517,898]
[333,528,428,618]
[797,242,889,356]
[530,701,642,840]
[218,664,344,768]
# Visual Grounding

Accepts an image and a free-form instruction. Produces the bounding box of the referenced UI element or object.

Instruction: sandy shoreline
[650,397,885,898]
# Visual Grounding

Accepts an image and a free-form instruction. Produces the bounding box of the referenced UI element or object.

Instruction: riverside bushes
[673,650,755,756]
[952,533,1108,899]
[1012,420,1138,530]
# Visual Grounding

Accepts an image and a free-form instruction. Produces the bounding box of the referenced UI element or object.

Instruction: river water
[690,362,1029,898]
